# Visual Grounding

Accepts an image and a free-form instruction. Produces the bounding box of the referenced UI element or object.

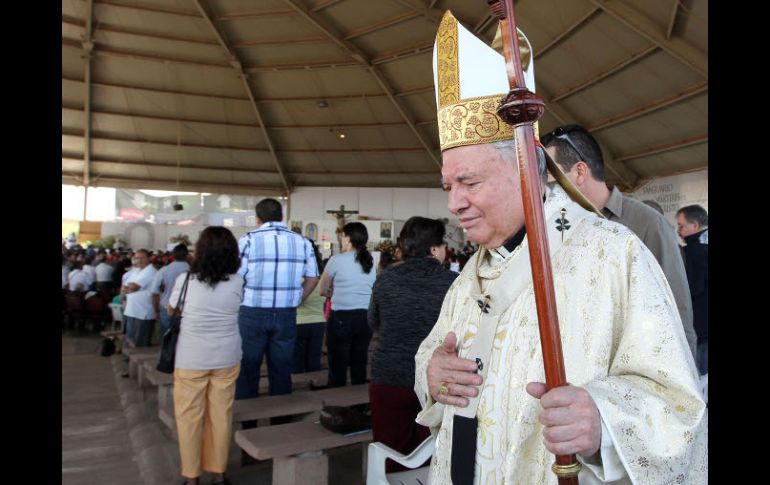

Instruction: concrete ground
[62,331,365,485]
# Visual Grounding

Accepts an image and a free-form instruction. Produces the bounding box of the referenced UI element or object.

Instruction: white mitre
[431,10,536,152]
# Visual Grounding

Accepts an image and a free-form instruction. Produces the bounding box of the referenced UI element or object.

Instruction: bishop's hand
[526,382,602,458]
[427,331,483,407]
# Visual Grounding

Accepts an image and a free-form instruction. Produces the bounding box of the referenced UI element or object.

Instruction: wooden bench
[231,384,372,484]
[134,354,161,383]
[235,421,372,485]
[155,371,345,434]
[141,359,174,407]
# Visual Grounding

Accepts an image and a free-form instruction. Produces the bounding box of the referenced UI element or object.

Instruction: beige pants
[173,363,240,478]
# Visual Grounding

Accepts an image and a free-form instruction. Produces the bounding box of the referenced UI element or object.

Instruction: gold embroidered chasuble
[414,186,707,484]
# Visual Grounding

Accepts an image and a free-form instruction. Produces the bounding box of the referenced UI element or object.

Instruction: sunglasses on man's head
[541,127,590,164]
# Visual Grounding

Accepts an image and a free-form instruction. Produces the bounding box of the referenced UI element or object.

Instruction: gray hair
[491,139,547,183]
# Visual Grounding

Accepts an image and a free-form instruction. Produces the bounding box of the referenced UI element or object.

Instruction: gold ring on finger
[439,383,449,396]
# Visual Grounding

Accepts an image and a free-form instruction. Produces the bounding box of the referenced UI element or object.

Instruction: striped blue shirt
[238,222,319,308]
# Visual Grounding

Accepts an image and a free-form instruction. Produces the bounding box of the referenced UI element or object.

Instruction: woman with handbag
[167,226,243,485]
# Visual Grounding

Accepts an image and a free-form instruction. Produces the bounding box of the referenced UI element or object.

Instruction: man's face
[676,213,700,238]
[134,252,150,269]
[545,146,584,187]
[441,144,523,249]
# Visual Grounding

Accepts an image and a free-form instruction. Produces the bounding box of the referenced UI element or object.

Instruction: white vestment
[415,186,707,484]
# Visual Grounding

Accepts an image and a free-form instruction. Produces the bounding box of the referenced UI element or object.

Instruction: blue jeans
[158,311,175,337]
[293,322,326,373]
[130,317,155,347]
[235,306,297,400]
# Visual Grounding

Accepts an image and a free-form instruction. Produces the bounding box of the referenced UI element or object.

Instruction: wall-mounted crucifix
[326,204,359,236]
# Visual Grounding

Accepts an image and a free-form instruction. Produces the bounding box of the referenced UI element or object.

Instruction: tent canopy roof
[62,0,708,195]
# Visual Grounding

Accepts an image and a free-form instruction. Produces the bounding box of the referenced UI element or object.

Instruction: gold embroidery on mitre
[436,12,459,108]
[438,95,514,151]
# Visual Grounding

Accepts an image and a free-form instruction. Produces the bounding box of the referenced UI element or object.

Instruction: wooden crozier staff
[485,0,581,483]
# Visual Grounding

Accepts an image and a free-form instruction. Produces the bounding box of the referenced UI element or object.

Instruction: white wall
[629,169,708,230]
[98,186,463,251]
[289,186,463,249]
[289,186,454,222]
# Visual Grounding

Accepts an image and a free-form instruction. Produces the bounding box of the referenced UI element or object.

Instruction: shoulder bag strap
[173,272,191,318]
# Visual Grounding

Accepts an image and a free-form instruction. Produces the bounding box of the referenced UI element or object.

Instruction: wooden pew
[232,384,372,485]
[154,369,338,433]
[234,421,372,485]
[122,346,159,379]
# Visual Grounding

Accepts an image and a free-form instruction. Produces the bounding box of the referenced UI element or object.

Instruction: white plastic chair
[108,302,123,331]
[366,435,434,485]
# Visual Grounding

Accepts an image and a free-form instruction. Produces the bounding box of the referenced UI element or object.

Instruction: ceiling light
[339,133,346,139]
[317,100,328,108]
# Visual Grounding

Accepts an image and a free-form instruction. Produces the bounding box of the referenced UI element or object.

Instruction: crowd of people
[61,12,708,484]
[61,187,708,483]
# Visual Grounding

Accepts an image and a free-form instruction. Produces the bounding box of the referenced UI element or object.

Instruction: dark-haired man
[542,124,697,360]
[235,198,320,402]
[150,244,190,337]
[677,205,708,376]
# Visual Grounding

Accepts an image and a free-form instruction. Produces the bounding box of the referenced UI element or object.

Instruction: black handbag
[100,337,116,357]
[319,403,372,435]
[156,272,190,374]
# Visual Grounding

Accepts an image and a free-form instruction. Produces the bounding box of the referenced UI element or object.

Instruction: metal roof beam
[551,45,658,102]
[192,0,291,194]
[371,40,434,65]
[588,81,707,132]
[94,0,200,18]
[64,156,439,176]
[534,7,601,59]
[64,156,278,175]
[215,9,296,21]
[386,0,443,24]
[61,172,285,196]
[82,0,95,220]
[64,130,425,152]
[537,85,639,190]
[281,0,442,170]
[612,135,707,163]
[63,104,436,128]
[344,12,420,40]
[63,75,434,103]
[666,0,680,39]
[589,0,707,78]
[63,16,219,46]
[65,37,430,72]
[312,0,343,12]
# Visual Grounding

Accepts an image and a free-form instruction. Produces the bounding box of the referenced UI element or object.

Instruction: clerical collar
[489,226,526,262]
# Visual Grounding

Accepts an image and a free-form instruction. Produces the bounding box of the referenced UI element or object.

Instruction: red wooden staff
[485,0,581,483]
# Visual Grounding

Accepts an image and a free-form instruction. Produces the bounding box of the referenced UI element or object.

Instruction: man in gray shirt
[150,244,190,336]
[542,124,697,359]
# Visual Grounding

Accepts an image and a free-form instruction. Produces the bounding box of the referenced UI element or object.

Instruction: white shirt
[124,265,158,320]
[95,262,114,282]
[82,264,97,283]
[68,269,93,291]
[169,273,244,370]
